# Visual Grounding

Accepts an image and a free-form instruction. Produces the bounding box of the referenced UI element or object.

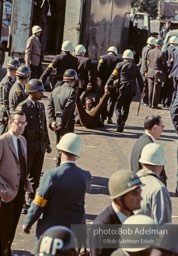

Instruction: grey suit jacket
[0,131,33,202]
[25,34,41,66]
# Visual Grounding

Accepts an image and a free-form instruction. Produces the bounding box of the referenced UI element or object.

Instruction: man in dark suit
[0,110,33,256]
[91,169,143,256]
[22,133,91,252]
[131,115,167,185]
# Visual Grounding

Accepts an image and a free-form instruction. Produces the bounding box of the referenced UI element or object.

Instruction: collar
[28,97,37,105]
[111,202,128,223]
[145,131,156,142]
[9,129,18,139]
[60,160,76,165]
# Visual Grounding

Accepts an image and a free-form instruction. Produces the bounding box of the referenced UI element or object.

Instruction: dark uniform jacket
[170,48,178,78]
[166,44,176,72]
[131,133,153,174]
[48,82,77,129]
[97,54,120,84]
[9,82,27,113]
[76,55,93,86]
[40,52,78,83]
[170,94,178,133]
[16,99,50,153]
[147,48,167,81]
[0,75,15,112]
[140,45,151,75]
[92,205,122,256]
[23,162,91,238]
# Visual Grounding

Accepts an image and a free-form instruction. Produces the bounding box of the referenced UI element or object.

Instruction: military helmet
[108,169,143,199]
[75,44,86,55]
[6,58,20,70]
[61,41,73,52]
[107,46,118,55]
[139,143,166,166]
[36,226,78,256]
[16,65,31,78]
[32,25,42,34]
[122,49,134,59]
[169,36,178,44]
[56,133,82,157]
[25,79,45,93]
[146,36,156,45]
[155,38,164,46]
[63,69,78,82]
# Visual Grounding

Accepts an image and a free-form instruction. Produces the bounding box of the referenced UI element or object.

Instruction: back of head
[16,65,31,79]
[6,58,20,70]
[107,46,118,55]
[139,143,166,166]
[147,36,156,45]
[61,41,73,52]
[122,49,134,60]
[56,133,82,157]
[144,115,161,130]
[25,79,45,93]
[32,25,42,34]
[155,38,163,47]
[36,226,78,256]
[63,69,78,82]
[108,169,142,199]
[74,44,86,55]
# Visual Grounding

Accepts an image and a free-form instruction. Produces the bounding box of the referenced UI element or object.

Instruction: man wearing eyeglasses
[0,110,33,256]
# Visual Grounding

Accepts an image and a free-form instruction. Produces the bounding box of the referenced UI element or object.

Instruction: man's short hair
[9,110,25,121]
[144,115,162,130]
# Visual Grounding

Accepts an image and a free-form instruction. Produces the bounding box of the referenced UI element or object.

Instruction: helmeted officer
[40,41,78,87]
[140,36,156,106]
[9,65,31,113]
[74,44,94,95]
[0,58,20,134]
[107,49,143,132]
[16,79,52,214]
[47,69,78,166]
[36,226,78,256]
[147,38,167,109]
[97,46,121,124]
[25,25,43,79]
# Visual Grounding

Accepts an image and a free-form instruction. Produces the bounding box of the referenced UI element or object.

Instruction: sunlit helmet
[61,41,73,52]
[75,44,86,55]
[6,58,20,70]
[25,79,45,93]
[32,25,42,34]
[147,36,156,45]
[16,65,31,78]
[107,46,118,55]
[56,133,82,157]
[63,69,78,82]
[122,49,134,59]
[169,36,178,44]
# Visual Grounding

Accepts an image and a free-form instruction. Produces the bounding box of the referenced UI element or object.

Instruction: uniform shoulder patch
[99,59,104,64]
[48,63,53,68]
[112,69,119,76]
[15,90,22,97]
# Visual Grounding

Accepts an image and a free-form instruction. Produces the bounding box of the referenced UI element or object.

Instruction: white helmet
[61,41,73,52]
[56,133,82,157]
[139,143,166,166]
[169,36,178,44]
[32,25,42,34]
[107,46,118,55]
[121,215,157,252]
[146,36,156,45]
[75,44,86,55]
[122,49,134,59]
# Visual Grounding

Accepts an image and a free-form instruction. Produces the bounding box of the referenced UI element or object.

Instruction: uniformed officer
[22,133,91,247]
[36,226,78,256]
[9,65,31,113]
[147,38,167,109]
[0,58,20,134]
[97,46,121,124]
[74,44,94,95]
[40,41,78,87]
[47,69,78,166]
[140,36,156,106]
[107,49,143,132]
[169,41,178,104]
[25,25,43,79]
[16,79,52,214]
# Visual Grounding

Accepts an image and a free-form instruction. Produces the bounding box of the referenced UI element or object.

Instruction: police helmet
[122,49,134,59]
[6,58,20,70]
[56,133,82,157]
[63,69,78,82]
[32,25,42,34]
[107,46,118,55]
[139,143,166,166]
[37,226,78,256]
[169,36,178,44]
[16,65,31,78]
[25,79,45,93]
[74,44,86,55]
[61,41,73,52]
[108,169,143,199]
[146,36,156,45]
[155,38,164,46]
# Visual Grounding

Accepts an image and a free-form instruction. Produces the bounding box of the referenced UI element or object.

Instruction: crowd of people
[0,24,178,256]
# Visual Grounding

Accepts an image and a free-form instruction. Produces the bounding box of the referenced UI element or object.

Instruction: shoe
[21,203,30,214]
[116,122,125,133]
[152,106,162,109]
[142,103,148,107]
[107,118,113,124]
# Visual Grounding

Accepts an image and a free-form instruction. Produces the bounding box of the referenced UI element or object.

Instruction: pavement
[10,94,178,255]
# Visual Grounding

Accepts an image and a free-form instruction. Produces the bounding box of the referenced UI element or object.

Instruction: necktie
[17,138,26,182]
[35,102,38,109]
